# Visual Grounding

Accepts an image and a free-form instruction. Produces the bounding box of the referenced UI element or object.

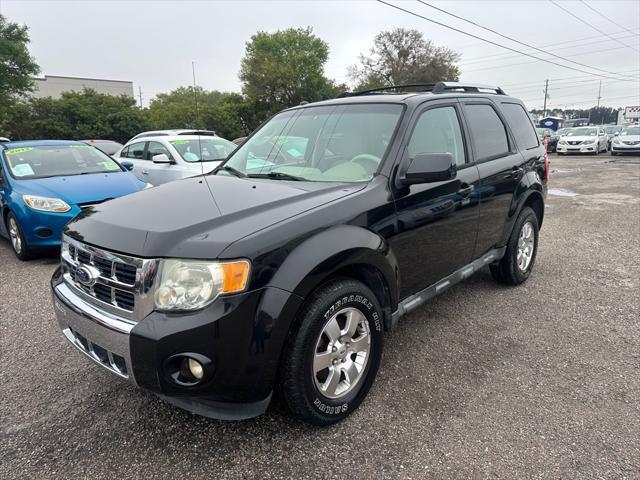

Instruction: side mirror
[402,153,456,185]
[152,153,172,164]
[121,161,134,171]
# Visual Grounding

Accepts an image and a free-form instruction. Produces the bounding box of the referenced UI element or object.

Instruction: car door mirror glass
[402,153,456,185]
[152,153,172,164]
[121,161,134,171]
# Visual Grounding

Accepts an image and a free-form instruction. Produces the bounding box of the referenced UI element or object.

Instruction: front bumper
[22,208,79,247]
[51,267,303,420]
[611,143,640,153]
[556,143,598,153]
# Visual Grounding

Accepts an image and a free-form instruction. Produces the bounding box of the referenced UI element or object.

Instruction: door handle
[458,184,474,196]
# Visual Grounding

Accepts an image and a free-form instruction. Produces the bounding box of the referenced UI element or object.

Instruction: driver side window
[408,106,466,166]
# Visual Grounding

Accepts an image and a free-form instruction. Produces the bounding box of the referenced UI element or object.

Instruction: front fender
[268,224,399,310]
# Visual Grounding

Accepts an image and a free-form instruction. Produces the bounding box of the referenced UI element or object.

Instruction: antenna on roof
[192,61,204,178]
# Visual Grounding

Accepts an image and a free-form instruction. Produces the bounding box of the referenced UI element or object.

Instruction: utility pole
[596,80,602,108]
[192,61,200,128]
[542,79,549,117]
[138,86,143,108]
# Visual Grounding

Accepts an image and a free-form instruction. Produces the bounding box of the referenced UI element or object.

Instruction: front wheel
[490,206,539,285]
[6,212,33,260]
[279,279,384,425]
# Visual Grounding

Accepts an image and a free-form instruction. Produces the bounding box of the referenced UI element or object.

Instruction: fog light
[187,358,204,380]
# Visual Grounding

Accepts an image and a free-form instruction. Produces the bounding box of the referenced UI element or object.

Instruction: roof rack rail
[336,83,437,98]
[432,82,506,95]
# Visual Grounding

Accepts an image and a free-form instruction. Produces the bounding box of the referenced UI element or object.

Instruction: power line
[460,33,638,66]
[549,0,639,53]
[417,1,638,80]
[376,0,638,82]
[578,0,640,38]
[500,70,640,88]
[463,45,631,73]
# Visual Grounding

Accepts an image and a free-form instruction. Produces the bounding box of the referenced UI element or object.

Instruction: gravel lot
[1,154,639,479]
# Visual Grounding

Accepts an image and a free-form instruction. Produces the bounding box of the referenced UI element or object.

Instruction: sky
[2,0,639,110]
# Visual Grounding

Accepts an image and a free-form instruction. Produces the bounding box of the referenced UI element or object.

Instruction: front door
[390,102,481,299]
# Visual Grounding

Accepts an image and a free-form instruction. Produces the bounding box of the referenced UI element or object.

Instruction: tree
[0,15,40,128]
[349,28,460,90]
[239,27,339,115]
[3,89,150,143]
[148,86,223,129]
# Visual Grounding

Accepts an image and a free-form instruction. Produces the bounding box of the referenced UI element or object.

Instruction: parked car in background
[82,139,124,156]
[116,135,236,185]
[535,127,559,152]
[0,137,10,142]
[610,125,640,155]
[128,129,216,142]
[556,126,608,155]
[602,125,620,150]
[52,81,548,425]
[0,140,149,260]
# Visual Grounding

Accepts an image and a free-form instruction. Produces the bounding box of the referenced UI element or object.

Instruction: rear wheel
[490,206,539,285]
[6,213,33,261]
[280,279,384,425]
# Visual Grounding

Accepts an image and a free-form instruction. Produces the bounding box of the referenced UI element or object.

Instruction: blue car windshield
[2,144,123,179]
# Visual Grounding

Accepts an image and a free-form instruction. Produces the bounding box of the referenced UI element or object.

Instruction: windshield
[566,127,597,136]
[169,138,236,162]
[219,103,403,182]
[621,126,639,136]
[2,144,123,179]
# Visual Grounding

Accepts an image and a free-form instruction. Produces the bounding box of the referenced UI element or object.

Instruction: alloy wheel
[8,217,22,254]
[517,221,535,272]
[313,307,371,399]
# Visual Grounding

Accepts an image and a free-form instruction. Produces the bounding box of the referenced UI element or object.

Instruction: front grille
[623,141,639,145]
[568,141,580,145]
[61,237,158,321]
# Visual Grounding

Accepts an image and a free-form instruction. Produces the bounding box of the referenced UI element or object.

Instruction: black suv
[51,82,548,425]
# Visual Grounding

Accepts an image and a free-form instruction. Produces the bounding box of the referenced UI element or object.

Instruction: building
[31,75,134,99]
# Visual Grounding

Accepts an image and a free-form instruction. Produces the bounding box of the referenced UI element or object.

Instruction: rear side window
[501,103,539,150]
[464,104,510,160]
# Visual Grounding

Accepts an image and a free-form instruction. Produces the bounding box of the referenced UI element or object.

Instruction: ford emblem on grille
[75,264,101,287]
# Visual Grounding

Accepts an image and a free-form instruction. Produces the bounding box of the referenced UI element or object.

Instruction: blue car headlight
[23,195,71,213]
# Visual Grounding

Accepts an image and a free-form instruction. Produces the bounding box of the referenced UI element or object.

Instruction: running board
[391,247,506,326]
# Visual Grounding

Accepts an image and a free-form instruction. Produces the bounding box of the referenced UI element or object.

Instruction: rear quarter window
[501,103,540,150]
[464,104,511,161]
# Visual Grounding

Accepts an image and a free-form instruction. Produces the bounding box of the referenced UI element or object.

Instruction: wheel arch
[500,182,545,246]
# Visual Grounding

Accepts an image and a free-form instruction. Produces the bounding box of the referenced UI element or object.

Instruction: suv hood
[65,174,365,258]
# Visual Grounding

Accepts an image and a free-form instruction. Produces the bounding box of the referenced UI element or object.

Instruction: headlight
[23,195,71,212]
[154,259,250,311]
[559,140,567,145]
[613,138,621,144]
[144,182,154,189]
[581,139,597,145]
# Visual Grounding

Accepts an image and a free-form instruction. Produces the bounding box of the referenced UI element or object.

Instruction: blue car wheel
[7,212,32,260]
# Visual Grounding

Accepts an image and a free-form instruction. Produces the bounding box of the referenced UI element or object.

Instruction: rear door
[460,100,529,256]
[390,100,481,299]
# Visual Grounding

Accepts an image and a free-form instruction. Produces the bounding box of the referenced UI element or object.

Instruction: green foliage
[349,28,460,90]
[3,89,150,143]
[239,27,340,115]
[0,15,40,127]
[148,86,223,129]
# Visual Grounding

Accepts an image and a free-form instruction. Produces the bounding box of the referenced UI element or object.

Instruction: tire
[6,212,33,261]
[490,206,539,286]
[280,278,384,426]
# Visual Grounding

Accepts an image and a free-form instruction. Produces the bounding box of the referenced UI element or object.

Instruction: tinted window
[3,144,123,179]
[408,106,466,166]
[123,142,146,160]
[502,103,539,150]
[146,141,173,161]
[465,104,510,160]
[223,104,403,182]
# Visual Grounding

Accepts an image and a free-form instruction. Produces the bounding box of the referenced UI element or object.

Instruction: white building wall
[31,75,134,99]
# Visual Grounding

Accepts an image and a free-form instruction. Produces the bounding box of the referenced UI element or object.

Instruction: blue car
[0,140,150,260]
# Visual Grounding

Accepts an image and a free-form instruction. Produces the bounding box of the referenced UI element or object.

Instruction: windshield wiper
[216,165,246,178]
[248,172,305,181]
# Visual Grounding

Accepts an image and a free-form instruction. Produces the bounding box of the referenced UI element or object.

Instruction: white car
[556,126,608,155]
[610,125,640,155]
[115,135,236,185]
[128,129,216,142]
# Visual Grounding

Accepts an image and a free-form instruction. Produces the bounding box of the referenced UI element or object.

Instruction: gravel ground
[1,154,639,479]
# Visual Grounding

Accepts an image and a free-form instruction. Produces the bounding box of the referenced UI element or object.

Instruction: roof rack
[432,81,506,95]
[336,81,506,98]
